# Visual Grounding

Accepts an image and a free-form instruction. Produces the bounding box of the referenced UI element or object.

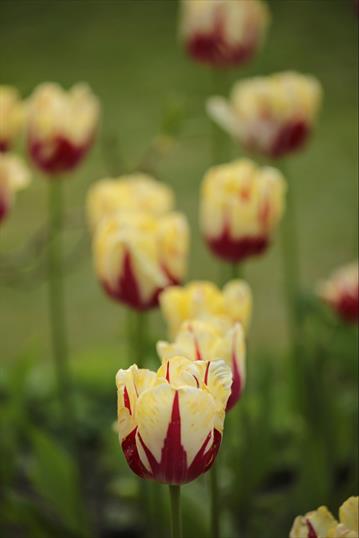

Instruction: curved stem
[169,485,182,538]
[48,180,73,436]
[210,464,220,538]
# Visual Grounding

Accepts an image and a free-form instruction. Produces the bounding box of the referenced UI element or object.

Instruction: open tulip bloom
[290,496,359,538]
[318,261,359,324]
[0,153,31,224]
[86,173,174,231]
[94,211,189,311]
[158,318,246,410]
[200,158,286,263]
[26,82,100,175]
[207,71,322,158]
[160,279,252,338]
[116,355,232,484]
[179,0,270,68]
[0,85,24,152]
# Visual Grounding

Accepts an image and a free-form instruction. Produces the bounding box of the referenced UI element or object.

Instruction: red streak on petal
[121,428,153,480]
[335,289,359,323]
[204,362,210,385]
[166,361,170,382]
[123,386,132,414]
[187,429,222,480]
[258,199,271,230]
[188,324,202,360]
[205,222,269,263]
[28,132,94,175]
[305,519,318,538]
[226,351,243,411]
[102,250,180,311]
[270,120,310,159]
[0,140,10,152]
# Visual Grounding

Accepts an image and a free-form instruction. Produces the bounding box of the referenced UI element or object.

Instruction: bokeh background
[0,1,358,538]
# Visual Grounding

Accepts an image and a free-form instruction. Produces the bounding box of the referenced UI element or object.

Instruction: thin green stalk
[48,180,73,435]
[169,485,182,538]
[210,69,228,166]
[210,464,220,538]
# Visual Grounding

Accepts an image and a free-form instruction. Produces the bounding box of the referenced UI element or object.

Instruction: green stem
[48,180,73,434]
[210,69,228,166]
[169,485,182,538]
[280,161,300,348]
[210,464,220,538]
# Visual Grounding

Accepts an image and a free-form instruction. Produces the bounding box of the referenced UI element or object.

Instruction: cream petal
[339,497,359,534]
[206,96,242,139]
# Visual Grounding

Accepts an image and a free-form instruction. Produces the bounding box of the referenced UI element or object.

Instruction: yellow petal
[290,507,338,538]
[338,497,359,536]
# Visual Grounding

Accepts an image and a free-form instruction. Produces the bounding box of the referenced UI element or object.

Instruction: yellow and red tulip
[26,83,100,175]
[289,497,358,538]
[318,262,358,324]
[200,158,286,262]
[0,86,24,152]
[207,71,322,158]
[116,355,232,484]
[0,153,31,224]
[160,279,252,338]
[157,318,246,411]
[86,173,174,231]
[180,0,270,68]
[94,211,189,311]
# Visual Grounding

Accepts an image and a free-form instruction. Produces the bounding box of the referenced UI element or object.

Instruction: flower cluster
[26,82,100,175]
[0,85,24,152]
[207,71,322,158]
[318,261,359,323]
[180,0,270,68]
[93,211,189,311]
[290,496,358,538]
[200,158,286,262]
[86,173,174,230]
[116,355,232,484]
[0,153,31,224]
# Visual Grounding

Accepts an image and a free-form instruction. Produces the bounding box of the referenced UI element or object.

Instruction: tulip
[26,82,100,175]
[0,153,30,224]
[94,211,189,311]
[200,158,286,263]
[86,173,174,231]
[318,262,359,324]
[158,318,245,411]
[290,497,358,538]
[116,355,232,484]
[160,280,252,339]
[207,71,322,158]
[0,86,24,152]
[179,0,270,68]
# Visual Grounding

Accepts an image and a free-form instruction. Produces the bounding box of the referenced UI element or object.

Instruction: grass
[0,0,358,366]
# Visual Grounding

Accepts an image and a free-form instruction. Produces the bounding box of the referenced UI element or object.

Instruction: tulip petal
[206,96,242,138]
[339,497,359,534]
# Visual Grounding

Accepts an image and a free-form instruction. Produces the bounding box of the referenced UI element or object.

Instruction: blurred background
[0,1,358,537]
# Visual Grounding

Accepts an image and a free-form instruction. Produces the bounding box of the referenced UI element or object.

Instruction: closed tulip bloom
[94,211,189,311]
[116,355,232,484]
[318,262,359,323]
[207,71,322,158]
[86,173,174,230]
[200,158,286,263]
[160,279,252,338]
[158,318,245,411]
[180,0,270,68]
[0,153,31,224]
[0,86,24,152]
[289,497,359,538]
[27,82,100,175]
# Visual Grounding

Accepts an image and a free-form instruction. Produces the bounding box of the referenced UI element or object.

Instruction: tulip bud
[318,262,359,324]
[160,279,252,338]
[0,153,31,224]
[0,86,24,152]
[158,318,246,411]
[207,71,322,158]
[116,355,232,484]
[290,506,338,538]
[180,0,270,68]
[289,498,359,538]
[86,173,174,231]
[94,211,189,311]
[26,83,100,175]
[200,158,286,263]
